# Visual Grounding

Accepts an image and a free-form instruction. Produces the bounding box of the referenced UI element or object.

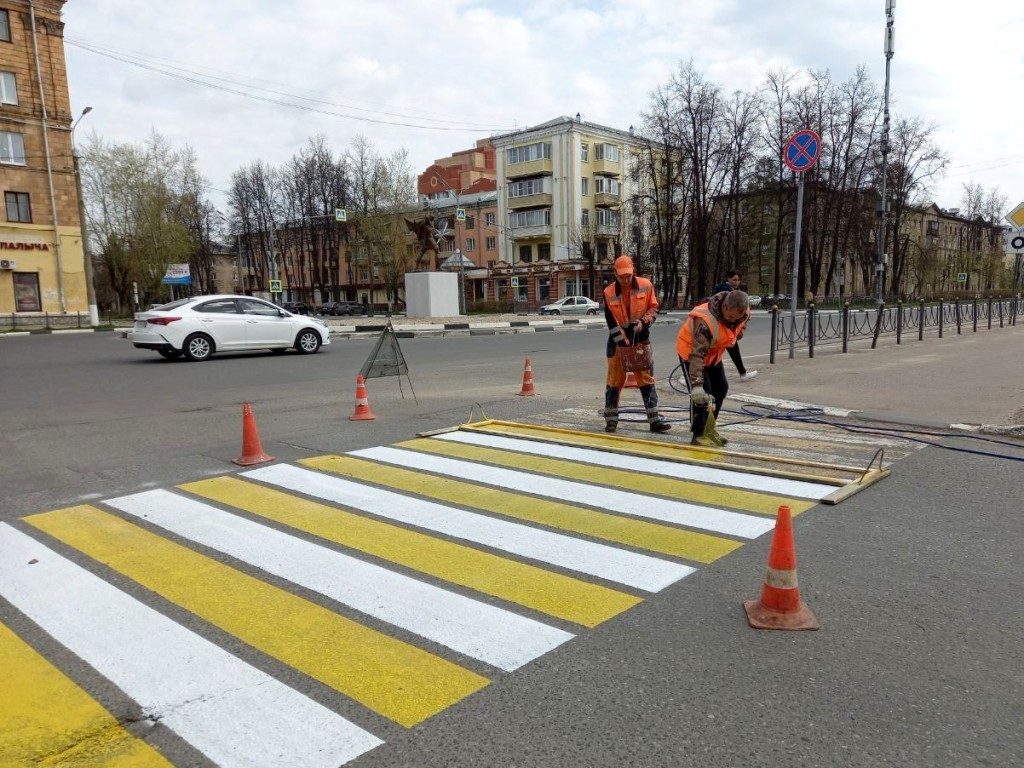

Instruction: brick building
[0,0,90,316]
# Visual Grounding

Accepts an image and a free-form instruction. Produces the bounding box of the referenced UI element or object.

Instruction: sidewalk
[733,324,1024,432]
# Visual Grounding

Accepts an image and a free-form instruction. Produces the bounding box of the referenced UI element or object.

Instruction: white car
[538,295,601,316]
[131,295,331,361]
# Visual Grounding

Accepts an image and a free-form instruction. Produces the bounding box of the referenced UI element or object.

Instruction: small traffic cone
[233,403,274,466]
[349,374,376,421]
[517,358,536,396]
[743,505,820,631]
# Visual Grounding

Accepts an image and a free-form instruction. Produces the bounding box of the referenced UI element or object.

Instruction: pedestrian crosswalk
[0,420,879,767]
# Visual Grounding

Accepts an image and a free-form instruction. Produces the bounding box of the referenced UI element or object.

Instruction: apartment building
[490,115,649,306]
[0,0,89,315]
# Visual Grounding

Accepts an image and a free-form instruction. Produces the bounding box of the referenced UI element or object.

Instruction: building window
[508,208,551,228]
[465,215,475,230]
[581,143,589,162]
[519,245,533,263]
[0,72,16,104]
[485,212,495,227]
[508,177,550,198]
[594,177,620,195]
[0,131,26,165]
[506,142,551,165]
[487,260,496,267]
[538,276,550,301]
[14,272,42,311]
[581,177,589,196]
[538,243,551,261]
[0,11,10,43]
[597,241,609,260]
[485,236,495,251]
[581,209,590,227]
[595,143,620,162]
[596,208,620,227]
[465,238,475,252]
[5,191,30,222]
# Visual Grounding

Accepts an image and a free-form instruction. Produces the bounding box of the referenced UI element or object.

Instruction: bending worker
[676,289,752,446]
[602,255,671,434]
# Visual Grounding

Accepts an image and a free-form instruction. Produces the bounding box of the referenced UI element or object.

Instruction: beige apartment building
[0,0,90,316]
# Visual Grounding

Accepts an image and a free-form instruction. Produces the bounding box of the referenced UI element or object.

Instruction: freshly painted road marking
[351,446,776,540]
[0,621,173,767]
[406,437,812,515]
[182,475,640,627]
[302,454,742,564]
[0,523,383,768]
[245,464,695,592]
[25,506,488,728]
[106,488,574,672]
[433,430,837,500]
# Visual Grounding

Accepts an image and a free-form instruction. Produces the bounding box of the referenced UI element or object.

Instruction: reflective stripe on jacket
[603,277,659,329]
[676,303,740,366]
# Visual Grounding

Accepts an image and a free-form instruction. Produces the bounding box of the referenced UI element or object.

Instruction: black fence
[770,297,1023,363]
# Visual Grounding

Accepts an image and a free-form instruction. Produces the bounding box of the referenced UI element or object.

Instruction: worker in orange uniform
[602,255,671,434]
[676,289,752,446]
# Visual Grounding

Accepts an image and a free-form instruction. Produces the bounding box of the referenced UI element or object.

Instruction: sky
[62,0,1024,221]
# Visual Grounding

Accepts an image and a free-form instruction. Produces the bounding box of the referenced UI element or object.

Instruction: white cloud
[63,0,1024,216]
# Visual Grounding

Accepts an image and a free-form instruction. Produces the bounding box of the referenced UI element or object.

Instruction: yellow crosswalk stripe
[0,621,172,768]
[396,438,815,517]
[182,476,641,627]
[24,506,488,728]
[301,455,741,564]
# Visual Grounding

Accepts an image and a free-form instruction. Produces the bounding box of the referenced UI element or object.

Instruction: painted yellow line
[302,455,740,565]
[182,476,640,628]
[396,438,815,517]
[25,506,487,728]
[0,621,172,768]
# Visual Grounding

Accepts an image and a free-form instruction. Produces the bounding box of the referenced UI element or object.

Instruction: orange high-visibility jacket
[676,302,746,366]
[603,276,659,328]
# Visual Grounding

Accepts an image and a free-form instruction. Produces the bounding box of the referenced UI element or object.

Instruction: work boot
[649,419,671,434]
[690,434,717,448]
[639,385,670,434]
[603,386,620,433]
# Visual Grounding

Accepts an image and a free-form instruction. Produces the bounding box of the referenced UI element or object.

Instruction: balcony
[506,158,552,179]
[510,222,553,238]
[594,191,620,208]
[508,192,553,210]
[591,158,621,176]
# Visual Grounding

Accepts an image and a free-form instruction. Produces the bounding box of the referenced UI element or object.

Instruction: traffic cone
[233,403,274,466]
[349,374,376,421]
[517,358,536,396]
[743,505,820,631]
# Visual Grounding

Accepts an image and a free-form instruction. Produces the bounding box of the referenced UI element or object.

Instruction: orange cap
[614,255,634,276]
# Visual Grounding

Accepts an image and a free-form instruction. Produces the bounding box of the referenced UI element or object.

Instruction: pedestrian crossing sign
[269,279,282,292]
[335,209,347,222]
[456,208,466,221]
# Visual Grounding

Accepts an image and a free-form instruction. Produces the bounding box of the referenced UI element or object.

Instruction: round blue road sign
[783,129,821,173]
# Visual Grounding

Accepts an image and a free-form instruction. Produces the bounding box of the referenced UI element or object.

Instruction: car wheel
[295,329,322,354]
[551,309,560,315]
[586,308,598,315]
[183,333,214,362]
[157,349,183,359]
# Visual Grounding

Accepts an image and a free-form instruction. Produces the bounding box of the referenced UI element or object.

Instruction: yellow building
[0,0,90,317]
[491,115,650,305]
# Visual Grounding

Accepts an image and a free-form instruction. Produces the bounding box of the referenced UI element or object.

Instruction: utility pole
[877,0,896,306]
[71,107,99,325]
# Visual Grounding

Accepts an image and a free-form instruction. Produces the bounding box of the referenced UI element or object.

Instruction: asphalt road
[1,320,1020,768]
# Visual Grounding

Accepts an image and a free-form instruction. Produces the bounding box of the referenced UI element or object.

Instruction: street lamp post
[71,106,99,326]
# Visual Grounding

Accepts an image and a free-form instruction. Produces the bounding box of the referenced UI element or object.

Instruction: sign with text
[161,263,192,285]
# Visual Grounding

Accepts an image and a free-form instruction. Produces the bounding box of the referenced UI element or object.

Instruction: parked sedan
[281,301,311,315]
[131,295,331,361]
[538,296,601,316]
[319,300,367,316]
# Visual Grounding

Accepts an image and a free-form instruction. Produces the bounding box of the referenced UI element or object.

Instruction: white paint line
[107,489,573,672]
[244,464,693,593]
[0,524,382,768]
[437,431,836,499]
[713,422,911,449]
[353,447,775,540]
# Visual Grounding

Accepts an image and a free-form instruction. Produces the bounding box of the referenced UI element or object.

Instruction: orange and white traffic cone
[743,505,820,630]
[517,358,536,396]
[349,374,376,421]
[233,402,274,466]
